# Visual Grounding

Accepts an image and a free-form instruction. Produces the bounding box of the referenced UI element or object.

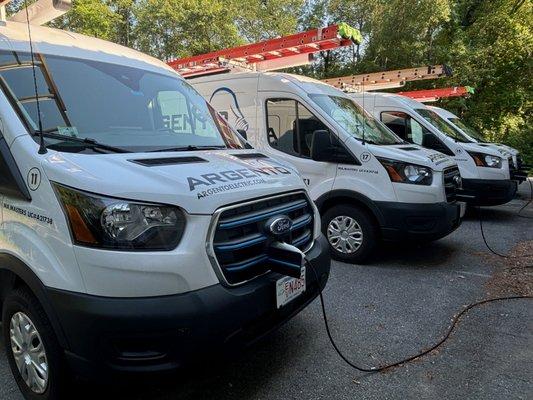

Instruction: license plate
[459,202,467,218]
[276,267,306,309]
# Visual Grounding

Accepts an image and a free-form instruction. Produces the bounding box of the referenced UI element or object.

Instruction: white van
[192,72,465,264]
[351,92,518,206]
[0,21,331,399]
[429,106,527,182]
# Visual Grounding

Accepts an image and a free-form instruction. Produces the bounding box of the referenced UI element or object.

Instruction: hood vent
[232,153,269,159]
[130,156,208,167]
[399,147,420,151]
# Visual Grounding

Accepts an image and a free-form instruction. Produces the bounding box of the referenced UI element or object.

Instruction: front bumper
[375,201,462,242]
[510,169,528,183]
[45,235,330,379]
[461,178,517,206]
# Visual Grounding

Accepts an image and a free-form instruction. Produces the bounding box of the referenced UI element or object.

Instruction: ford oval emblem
[266,216,293,237]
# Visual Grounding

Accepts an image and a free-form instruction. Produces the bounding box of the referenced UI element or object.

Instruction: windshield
[449,117,486,142]
[416,108,470,143]
[309,94,402,145]
[0,51,245,153]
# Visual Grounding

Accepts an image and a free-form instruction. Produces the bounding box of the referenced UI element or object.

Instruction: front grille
[211,192,314,285]
[517,155,523,169]
[443,166,461,202]
[508,156,516,171]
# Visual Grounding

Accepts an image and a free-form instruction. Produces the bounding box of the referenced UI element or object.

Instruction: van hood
[366,143,457,171]
[42,149,306,215]
[473,142,515,157]
[459,142,504,157]
[494,143,519,156]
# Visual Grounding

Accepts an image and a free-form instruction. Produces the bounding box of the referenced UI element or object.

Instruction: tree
[133,0,242,60]
[51,0,121,41]
[362,0,451,70]
[435,0,533,164]
[234,0,304,42]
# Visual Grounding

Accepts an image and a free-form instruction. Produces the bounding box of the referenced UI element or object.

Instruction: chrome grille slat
[218,199,308,229]
[211,192,315,285]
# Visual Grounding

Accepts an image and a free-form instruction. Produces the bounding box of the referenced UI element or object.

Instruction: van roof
[428,106,457,119]
[193,70,348,96]
[0,21,178,76]
[350,91,429,110]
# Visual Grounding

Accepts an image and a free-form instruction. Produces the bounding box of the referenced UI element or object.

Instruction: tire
[322,204,378,264]
[2,287,70,400]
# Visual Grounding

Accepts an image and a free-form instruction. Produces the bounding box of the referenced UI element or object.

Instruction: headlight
[54,184,185,250]
[468,152,502,168]
[377,158,433,185]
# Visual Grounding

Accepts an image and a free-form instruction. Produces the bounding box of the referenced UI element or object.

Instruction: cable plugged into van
[0,19,331,400]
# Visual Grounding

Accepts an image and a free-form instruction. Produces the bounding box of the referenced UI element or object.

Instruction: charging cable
[517,178,533,219]
[306,260,532,373]
[478,178,533,259]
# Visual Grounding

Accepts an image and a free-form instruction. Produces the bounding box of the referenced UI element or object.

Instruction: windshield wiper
[37,131,132,153]
[355,137,377,145]
[149,145,227,152]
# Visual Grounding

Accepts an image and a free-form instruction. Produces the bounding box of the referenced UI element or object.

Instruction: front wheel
[322,205,378,264]
[2,287,70,400]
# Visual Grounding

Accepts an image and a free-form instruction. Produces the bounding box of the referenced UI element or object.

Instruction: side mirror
[310,130,354,163]
[237,129,247,140]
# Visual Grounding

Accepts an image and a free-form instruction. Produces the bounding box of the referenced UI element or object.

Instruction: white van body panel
[351,92,511,181]
[193,72,460,205]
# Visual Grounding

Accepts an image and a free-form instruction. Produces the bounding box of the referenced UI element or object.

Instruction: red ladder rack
[168,23,361,78]
[398,86,474,102]
[322,65,452,92]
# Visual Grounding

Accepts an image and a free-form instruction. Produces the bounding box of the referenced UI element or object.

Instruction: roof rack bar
[169,23,361,78]
[322,65,452,91]
[9,0,71,26]
[0,0,12,22]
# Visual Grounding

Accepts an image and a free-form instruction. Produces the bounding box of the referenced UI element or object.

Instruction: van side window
[266,98,329,158]
[381,111,428,146]
[380,111,453,155]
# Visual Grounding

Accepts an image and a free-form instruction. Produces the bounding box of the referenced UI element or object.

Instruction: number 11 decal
[27,168,41,191]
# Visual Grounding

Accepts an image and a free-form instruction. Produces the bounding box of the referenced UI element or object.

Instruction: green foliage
[134,0,243,60]
[435,0,533,165]
[234,0,304,42]
[51,0,122,41]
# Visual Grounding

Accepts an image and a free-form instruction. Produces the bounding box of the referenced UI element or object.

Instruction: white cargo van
[351,92,518,206]
[0,21,331,399]
[192,72,465,264]
[429,106,527,182]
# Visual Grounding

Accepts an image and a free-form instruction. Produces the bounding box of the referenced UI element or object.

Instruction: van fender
[315,189,385,226]
[0,253,69,349]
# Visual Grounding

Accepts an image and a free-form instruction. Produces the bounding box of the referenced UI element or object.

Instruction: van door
[260,96,337,199]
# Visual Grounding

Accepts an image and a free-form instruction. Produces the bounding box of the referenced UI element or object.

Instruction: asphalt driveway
[1,182,532,400]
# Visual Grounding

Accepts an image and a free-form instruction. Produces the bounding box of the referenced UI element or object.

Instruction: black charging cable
[478,178,533,259]
[306,260,532,373]
[516,178,533,219]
